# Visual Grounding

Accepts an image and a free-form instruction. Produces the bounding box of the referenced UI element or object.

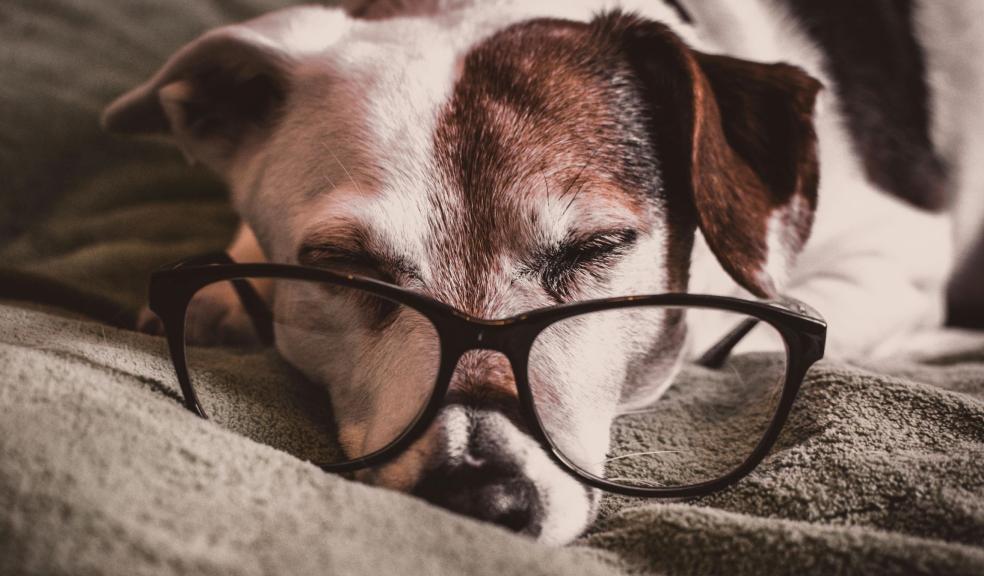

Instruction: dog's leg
[138,222,272,345]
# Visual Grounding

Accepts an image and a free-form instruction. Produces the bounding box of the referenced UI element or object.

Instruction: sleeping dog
[103,0,971,543]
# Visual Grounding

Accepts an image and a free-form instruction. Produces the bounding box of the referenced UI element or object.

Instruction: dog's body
[104,0,981,543]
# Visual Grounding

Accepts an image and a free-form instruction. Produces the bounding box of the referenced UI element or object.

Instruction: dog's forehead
[432,17,661,222]
[287,15,663,298]
[343,19,653,197]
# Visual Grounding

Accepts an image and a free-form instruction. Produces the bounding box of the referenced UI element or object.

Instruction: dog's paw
[138,281,262,347]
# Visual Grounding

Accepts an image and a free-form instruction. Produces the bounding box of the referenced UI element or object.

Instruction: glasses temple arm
[696,317,759,369]
[695,295,825,369]
[231,278,275,347]
[172,251,275,347]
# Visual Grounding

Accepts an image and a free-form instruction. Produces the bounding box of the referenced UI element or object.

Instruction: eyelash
[540,230,638,300]
[301,246,408,285]
[325,253,388,276]
[308,252,402,327]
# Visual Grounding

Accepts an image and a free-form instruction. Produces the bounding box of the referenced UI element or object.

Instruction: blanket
[2,302,983,576]
[1,1,982,574]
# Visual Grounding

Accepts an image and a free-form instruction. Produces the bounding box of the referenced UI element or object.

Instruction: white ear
[101,6,351,173]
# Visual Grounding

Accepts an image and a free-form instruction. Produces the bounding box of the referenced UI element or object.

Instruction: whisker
[325,145,364,196]
[599,449,684,464]
[561,148,602,218]
[315,139,341,188]
[604,477,667,488]
[562,180,590,219]
[540,167,553,215]
[618,406,669,415]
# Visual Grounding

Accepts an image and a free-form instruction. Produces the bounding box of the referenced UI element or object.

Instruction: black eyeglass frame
[148,252,826,498]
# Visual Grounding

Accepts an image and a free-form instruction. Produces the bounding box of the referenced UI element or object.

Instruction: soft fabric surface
[1,1,983,575]
[0,304,622,576]
[2,302,983,575]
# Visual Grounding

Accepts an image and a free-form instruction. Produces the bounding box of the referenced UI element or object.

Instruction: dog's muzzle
[411,405,544,536]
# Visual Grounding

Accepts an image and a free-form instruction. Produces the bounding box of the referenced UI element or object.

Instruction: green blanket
[1,1,983,575]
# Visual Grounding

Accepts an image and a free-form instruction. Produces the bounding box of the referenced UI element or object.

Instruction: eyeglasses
[148,252,825,498]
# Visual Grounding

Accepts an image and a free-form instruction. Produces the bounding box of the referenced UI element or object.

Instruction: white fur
[435,406,592,544]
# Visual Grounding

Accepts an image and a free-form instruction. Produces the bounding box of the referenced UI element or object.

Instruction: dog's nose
[411,402,543,535]
[413,454,542,535]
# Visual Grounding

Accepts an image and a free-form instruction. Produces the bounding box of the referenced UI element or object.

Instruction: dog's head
[104,6,820,543]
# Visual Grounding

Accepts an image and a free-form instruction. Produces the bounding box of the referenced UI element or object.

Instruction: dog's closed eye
[532,229,639,301]
[302,246,394,281]
[297,232,418,285]
[297,239,412,327]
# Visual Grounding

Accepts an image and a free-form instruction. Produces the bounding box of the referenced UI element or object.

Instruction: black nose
[413,455,542,535]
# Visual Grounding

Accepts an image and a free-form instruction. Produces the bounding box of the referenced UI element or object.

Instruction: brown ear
[600,13,822,298]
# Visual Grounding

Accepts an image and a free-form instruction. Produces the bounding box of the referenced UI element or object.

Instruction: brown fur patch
[431,18,672,315]
[446,351,527,428]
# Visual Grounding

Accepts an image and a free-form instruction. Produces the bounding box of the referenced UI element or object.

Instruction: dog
[102,0,978,543]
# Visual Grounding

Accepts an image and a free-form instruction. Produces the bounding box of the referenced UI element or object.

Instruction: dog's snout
[412,405,543,536]
[413,452,542,535]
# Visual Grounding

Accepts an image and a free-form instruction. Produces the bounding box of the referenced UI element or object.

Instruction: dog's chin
[352,410,597,545]
[511,446,598,545]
